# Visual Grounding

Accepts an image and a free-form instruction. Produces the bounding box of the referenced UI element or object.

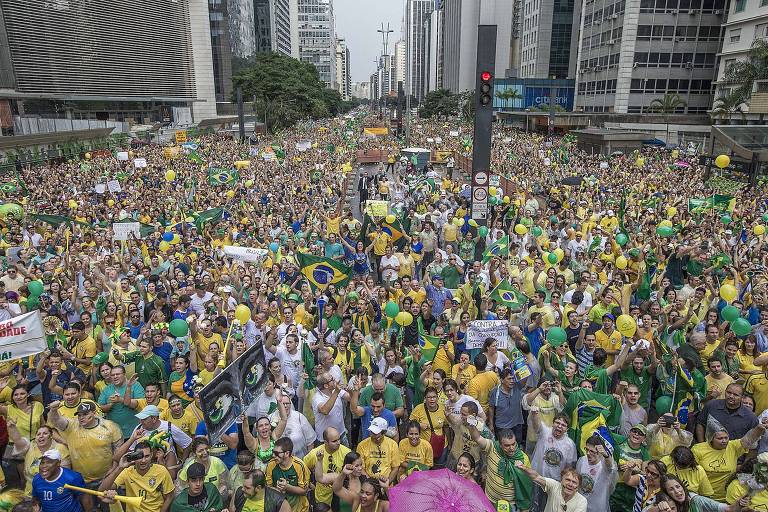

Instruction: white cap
[42,449,62,461]
[607,210,614,216]
[368,417,389,434]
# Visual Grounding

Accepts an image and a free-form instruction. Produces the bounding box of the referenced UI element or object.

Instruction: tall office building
[442,0,515,93]
[714,0,768,122]
[519,0,581,79]
[336,38,352,100]
[297,0,336,88]
[406,0,434,101]
[0,0,217,123]
[575,0,725,114]
[394,40,408,86]
[253,0,295,56]
[351,81,370,100]
[426,6,444,92]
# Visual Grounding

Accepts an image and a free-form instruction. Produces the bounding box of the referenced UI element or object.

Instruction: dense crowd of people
[0,110,767,512]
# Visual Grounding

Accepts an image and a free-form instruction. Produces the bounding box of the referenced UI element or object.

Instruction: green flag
[482,236,509,263]
[207,168,238,187]
[302,341,315,389]
[30,214,89,228]
[489,279,528,309]
[296,253,352,291]
[188,151,204,165]
[563,388,622,455]
[194,208,225,231]
[688,194,735,214]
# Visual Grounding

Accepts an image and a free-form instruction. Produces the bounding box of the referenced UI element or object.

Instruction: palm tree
[721,39,768,101]
[649,93,687,144]
[711,91,748,124]
[496,88,523,112]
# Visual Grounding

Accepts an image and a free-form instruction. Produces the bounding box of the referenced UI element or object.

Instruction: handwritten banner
[466,320,509,350]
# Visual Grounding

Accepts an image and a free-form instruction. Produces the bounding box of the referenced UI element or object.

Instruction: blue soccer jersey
[32,467,86,512]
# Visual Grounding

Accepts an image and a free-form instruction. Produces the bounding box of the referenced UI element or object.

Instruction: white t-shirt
[268,409,315,458]
[189,291,213,315]
[245,390,278,419]
[541,477,588,512]
[275,346,303,390]
[531,423,578,480]
[380,254,400,282]
[575,455,617,512]
[311,389,349,441]
[445,394,482,416]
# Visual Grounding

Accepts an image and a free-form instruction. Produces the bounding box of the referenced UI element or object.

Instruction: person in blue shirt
[195,420,239,469]
[349,385,398,442]
[32,449,92,512]
[323,233,346,261]
[525,311,546,357]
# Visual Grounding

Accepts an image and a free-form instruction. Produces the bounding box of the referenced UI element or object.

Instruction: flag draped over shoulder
[489,279,528,309]
[296,253,352,290]
[207,167,238,187]
[563,388,622,455]
[482,236,509,263]
[193,208,225,231]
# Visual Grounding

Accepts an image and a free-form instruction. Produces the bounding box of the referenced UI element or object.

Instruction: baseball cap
[368,417,389,434]
[135,405,161,419]
[431,274,443,281]
[630,424,647,435]
[603,313,616,321]
[187,462,206,480]
[42,449,62,461]
[75,402,96,415]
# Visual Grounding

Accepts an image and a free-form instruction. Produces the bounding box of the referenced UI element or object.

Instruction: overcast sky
[334,0,405,82]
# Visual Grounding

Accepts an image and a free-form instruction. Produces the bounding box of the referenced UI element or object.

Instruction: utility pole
[377,23,394,59]
[236,87,245,142]
[470,25,497,227]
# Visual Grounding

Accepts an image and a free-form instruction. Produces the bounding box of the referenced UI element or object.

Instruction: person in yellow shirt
[452,353,477,391]
[465,354,500,417]
[302,428,350,508]
[357,417,401,484]
[594,314,623,366]
[99,441,174,512]
[659,445,714,498]
[190,319,223,369]
[265,437,311,512]
[528,291,556,330]
[63,322,97,374]
[398,421,434,480]
[704,359,734,401]
[161,395,200,439]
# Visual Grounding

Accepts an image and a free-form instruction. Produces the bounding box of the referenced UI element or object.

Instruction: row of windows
[584,27,623,49]
[580,53,621,69]
[638,0,727,12]
[633,52,716,67]
[629,78,713,93]
[581,105,612,112]
[584,1,626,26]
[636,24,722,40]
[577,79,619,94]
[627,105,709,113]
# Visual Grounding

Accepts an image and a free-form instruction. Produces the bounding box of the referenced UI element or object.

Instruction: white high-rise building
[351,81,370,99]
[336,38,351,100]
[394,40,407,86]
[442,0,515,93]
[406,0,434,101]
[297,0,336,87]
[426,6,443,92]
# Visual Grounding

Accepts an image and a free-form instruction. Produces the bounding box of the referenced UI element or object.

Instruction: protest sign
[112,222,140,240]
[365,200,389,217]
[133,158,147,168]
[223,245,268,263]
[466,320,509,350]
[0,311,46,361]
[116,151,129,161]
[175,130,187,143]
[94,184,106,194]
[107,180,121,193]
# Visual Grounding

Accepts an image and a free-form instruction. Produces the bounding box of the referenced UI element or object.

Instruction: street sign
[473,188,488,201]
[474,171,488,186]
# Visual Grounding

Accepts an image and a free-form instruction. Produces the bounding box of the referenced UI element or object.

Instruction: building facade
[336,38,352,100]
[575,0,725,114]
[297,0,336,88]
[519,0,581,79]
[406,0,434,100]
[442,0,515,93]
[351,81,370,100]
[426,6,444,92]
[0,0,217,123]
[394,40,408,86]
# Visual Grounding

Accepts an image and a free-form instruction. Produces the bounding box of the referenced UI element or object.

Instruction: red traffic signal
[479,71,493,106]
[481,71,492,82]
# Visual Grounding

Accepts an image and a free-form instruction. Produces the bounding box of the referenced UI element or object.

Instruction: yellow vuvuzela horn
[63,484,143,507]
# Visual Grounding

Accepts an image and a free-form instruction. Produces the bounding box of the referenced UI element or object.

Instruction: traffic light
[479,71,493,106]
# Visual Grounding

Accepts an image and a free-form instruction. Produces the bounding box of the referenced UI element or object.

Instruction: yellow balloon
[171,234,181,244]
[715,154,730,169]
[754,225,766,236]
[666,206,677,218]
[235,304,252,324]
[385,214,396,223]
[659,219,673,228]
[107,199,115,207]
[158,241,170,252]
[514,224,528,235]
[554,248,564,262]
[241,217,249,225]
[503,196,511,204]
[671,149,679,159]
[84,152,92,160]
[245,179,254,187]
[468,219,478,227]
[489,186,497,197]
[226,190,235,199]
[616,314,637,337]
[616,255,628,269]
[165,170,176,182]
[395,311,413,326]
[720,284,738,302]
[68,199,78,209]
[636,157,644,168]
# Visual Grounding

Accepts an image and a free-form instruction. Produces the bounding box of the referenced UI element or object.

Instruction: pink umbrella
[389,468,495,512]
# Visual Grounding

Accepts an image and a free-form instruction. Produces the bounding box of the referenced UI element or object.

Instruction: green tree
[721,39,768,100]
[418,89,458,118]
[496,88,522,111]
[712,92,747,124]
[649,93,687,143]
[232,52,340,132]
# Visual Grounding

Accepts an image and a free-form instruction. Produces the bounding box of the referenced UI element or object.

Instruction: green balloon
[732,317,752,337]
[616,233,629,246]
[532,226,543,237]
[763,213,768,223]
[521,217,533,227]
[656,225,675,237]
[721,214,732,225]
[721,305,740,323]
[384,301,400,319]
[169,318,189,338]
[655,396,673,415]
[27,280,44,297]
[478,226,489,237]
[549,215,558,224]
[546,327,567,346]
[547,252,558,264]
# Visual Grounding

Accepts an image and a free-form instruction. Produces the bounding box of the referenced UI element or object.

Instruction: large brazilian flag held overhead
[297,253,352,291]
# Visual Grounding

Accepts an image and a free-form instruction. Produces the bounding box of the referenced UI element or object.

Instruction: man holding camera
[99,441,174,512]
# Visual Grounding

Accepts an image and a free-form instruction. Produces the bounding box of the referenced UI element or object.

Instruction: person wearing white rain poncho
[691,415,767,502]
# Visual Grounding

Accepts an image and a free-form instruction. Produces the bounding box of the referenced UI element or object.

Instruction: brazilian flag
[563,388,622,455]
[0,182,17,194]
[489,279,528,309]
[188,151,204,165]
[30,214,89,228]
[194,207,225,231]
[207,167,238,187]
[418,333,439,363]
[482,235,509,263]
[381,217,406,243]
[297,253,352,291]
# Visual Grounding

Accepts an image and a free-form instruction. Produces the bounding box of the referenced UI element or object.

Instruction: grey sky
[334,0,405,83]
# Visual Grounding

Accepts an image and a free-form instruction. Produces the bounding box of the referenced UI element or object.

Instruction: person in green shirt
[610,425,650,512]
[440,256,464,289]
[171,462,224,512]
[620,350,659,410]
[584,342,631,394]
[120,338,168,394]
[97,365,145,438]
[358,373,405,419]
